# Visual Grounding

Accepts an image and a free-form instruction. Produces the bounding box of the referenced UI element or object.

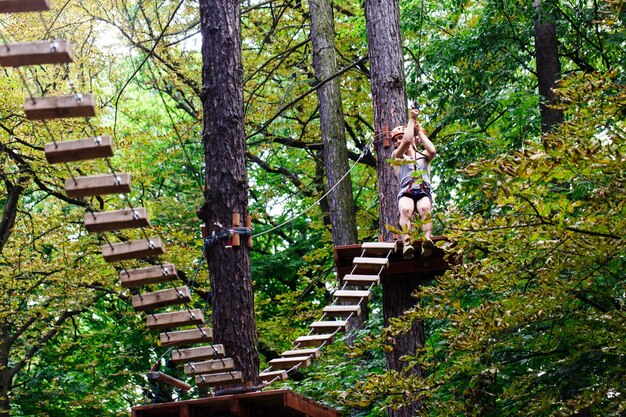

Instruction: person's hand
[409,109,420,120]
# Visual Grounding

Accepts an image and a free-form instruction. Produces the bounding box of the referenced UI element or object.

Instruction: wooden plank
[281,348,321,359]
[24,94,96,120]
[170,344,224,363]
[195,371,243,387]
[146,309,204,331]
[333,290,371,302]
[322,304,361,318]
[85,208,149,233]
[0,40,73,67]
[101,236,164,263]
[0,0,50,13]
[353,256,389,269]
[147,372,190,392]
[294,333,334,348]
[65,173,130,198]
[361,241,397,254]
[131,286,191,312]
[120,263,177,288]
[160,327,212,346]
[309,320,348,333]
[269,356,311,370]
[44,136,113,164]
[184,358,235,376]
[259,370,288,383]
[342,274,380,286]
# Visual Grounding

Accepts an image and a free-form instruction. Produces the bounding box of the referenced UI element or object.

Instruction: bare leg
[415,197,434,256]
[398,196,415,258]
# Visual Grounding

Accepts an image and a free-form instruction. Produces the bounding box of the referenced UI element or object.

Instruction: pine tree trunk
[198,0,259,385]
[308,0,358,246]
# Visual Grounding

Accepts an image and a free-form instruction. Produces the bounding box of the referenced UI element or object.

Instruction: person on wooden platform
[390,109,436,259]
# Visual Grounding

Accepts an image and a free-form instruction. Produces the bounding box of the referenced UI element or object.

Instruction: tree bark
[364,1,424,416]
[198,0,259,385]
[308,0,358,246]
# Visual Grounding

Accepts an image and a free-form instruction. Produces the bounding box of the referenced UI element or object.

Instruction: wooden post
[245,215,252,248]
[382,125,390,147]
[232,212,241,247]
[373,129,379,152]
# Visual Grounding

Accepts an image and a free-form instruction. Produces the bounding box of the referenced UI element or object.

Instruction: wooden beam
[342,274,380,287]
[0,0,50,13]
[146,309,204,331]
[361,241,397,254]
[65,173,131,198]
[184,358,235,376]
[44,136,114,164]
[160,327,213,346]
[353,256,389,269]
[333,290,371,302]
[258,370,288,383]
[147,372,190,392]
[131,286,191,312]
[170,344,224,363]
[101,236,164,263]
[294,333,334,348]
[309,321,348,333]
[0,40,73,67]
[281,348,321,359]
[269,356,311,370]
[322,305,361,318]
[84,208,149,233]
[232,213,241,247]
[24,94,96,120]
[119,263,177,288]
[195,371,243,387]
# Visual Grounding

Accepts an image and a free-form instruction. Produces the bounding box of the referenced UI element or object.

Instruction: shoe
[421,238,434,257]
[403,244,415,259]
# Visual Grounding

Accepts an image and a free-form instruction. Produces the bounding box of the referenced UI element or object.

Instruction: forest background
[0,0,624,416]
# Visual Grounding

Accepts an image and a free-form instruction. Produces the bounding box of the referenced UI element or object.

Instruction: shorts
[397,182,432,204]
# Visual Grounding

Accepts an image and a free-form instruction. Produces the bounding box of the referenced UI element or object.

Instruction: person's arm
[416,123,436,159]
[392,110,418,159]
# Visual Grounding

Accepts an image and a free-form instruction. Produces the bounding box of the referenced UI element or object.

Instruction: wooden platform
[131,389,340,417]
[334,236,450,280]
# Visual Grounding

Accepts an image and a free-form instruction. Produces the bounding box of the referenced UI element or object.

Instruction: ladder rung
[0,40,73,67]
[269,356,311,370]
[361,241,398,253]
[44,136,113,163]
[170,344,224,363]
[65,173,131,198]
[24,94,96,120]
[281,348,321,359]
[159,327,213,346]
[184,358,235,376]
[0,0,49,13]
[353,257,389,269]
[195,371,242,387]
[342,274,380,286]
[120,263,177,288]
[294,333,334,347]
[333,290,371,301]
[259,370,288,383]
[147,372,190,391]
[131,286,191,312]
[322,304,362,318]
[146,309,204,330]
[101,236,164,263]
[310,320,348,333]
[85,208,149,233]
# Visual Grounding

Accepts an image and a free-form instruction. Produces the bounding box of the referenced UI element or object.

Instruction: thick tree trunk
[364,1,424,416]
[198,0,259,385]
[308,0,358,246]
[534,8,564,133]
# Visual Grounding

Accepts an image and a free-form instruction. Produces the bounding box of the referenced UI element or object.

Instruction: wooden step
[0,40,73,67]
[65,173,131,198]
[184,358,235,376]
[333,290,371,302]
[44,136,113,163]
[361,241,397,254]
[0,0,50,13]
[85,208,149,233]
[160,327,212,346]
[322,304,361,318]
[147,371,190,391]
[131,286,191,312]
[269,356,311,370]
[170,344,224,363]
[120,264,177,288]
[353,257,389,269]
[101,236,164,263]
[259,370,288,383]
[342,274,380,287]
[24,94,96,120]
[195,371,243,387]
[294,333,334,348]
[146,309,204,331]
[281,348,321,359]
[310,320,348,333]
